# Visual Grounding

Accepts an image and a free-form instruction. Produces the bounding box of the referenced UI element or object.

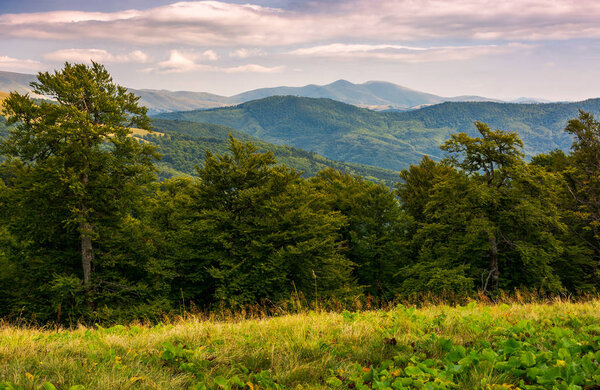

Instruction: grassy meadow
[2,299,600,390]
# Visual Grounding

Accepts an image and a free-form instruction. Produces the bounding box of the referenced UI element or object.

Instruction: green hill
[0,115,398,184]
[148,118,398,183]
[156,96,600,170]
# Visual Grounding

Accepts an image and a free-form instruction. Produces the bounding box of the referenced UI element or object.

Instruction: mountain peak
[328,79,354,87]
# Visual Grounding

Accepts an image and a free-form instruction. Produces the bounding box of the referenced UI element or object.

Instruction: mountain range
[0,70,546,115]
[2,69,597,177]
[156,95,600,171]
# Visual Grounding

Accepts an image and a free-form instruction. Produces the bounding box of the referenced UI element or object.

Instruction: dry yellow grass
[129,127,164,137]
[0,91,9,115]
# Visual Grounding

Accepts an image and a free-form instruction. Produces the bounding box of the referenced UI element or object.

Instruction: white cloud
[291,44,428,56]
[149,50,282,74]
[43,49,149,64]
[229,48,265,58]
[0,56,44,72]
[289,43,532,62]
[153,50,198,73]
[203,50,219,61]
[223,64,284,73]
[2,0,600,47]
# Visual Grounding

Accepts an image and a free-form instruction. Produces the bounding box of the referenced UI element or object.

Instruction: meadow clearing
[2,298,600,389]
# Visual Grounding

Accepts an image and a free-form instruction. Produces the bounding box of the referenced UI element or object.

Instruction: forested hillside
[157,96,600,170]
[148,118,398,183]
[0,108,398,184]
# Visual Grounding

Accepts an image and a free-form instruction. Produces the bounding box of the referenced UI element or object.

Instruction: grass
[2,299,600,389]
[0,92,9,115]
[130,127,164,137]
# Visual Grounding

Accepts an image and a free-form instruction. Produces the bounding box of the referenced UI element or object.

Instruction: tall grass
[2,296,600,389]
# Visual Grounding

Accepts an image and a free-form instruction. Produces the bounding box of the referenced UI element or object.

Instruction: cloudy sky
[1,0,599,100]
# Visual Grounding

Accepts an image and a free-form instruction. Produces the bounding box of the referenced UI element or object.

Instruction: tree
[398,123,567,296]
[397,161,481,296]
[396,156,455,222]
[563,111,600,263]
[310,168,407,297]
[190,136,355,306]
[441,122,524,291]
[441,121,524,187]
[1,62,158,295]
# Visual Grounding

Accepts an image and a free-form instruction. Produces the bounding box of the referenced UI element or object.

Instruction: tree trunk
[488,233,499,292]
[80,168,93,286]
[81,220,94,286]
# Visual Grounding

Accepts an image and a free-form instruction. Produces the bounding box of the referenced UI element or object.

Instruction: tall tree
[398,123,566,296]
[1,62,158,291]
[563,111,600,264]
[441,122,524,292]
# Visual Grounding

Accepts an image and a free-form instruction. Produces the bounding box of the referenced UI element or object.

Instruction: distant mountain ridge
[0,70,547,115]
[230,79,506,110]
[0,71,39,96]
[156,95,600,171]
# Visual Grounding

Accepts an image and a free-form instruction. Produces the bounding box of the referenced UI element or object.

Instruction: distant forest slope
[156,96,600,170]
[148,118,399,183]
[0,115,398,184]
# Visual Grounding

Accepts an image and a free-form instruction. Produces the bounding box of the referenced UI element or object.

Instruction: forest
[156,95,600,171]
[0,63,599,325]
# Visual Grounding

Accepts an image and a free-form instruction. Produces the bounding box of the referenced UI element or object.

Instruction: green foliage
[441,122,524,186]
[398,122,574,296]
[309,169,408,297]
[189,137,355,305]
[0,62,166,322]
[563,111,600,263]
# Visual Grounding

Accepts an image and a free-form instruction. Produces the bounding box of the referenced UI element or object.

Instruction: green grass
[2,299,600,389]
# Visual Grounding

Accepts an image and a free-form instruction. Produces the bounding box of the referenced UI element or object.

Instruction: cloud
[203,50,219,61]
[152,50,198,73]
[289,43,532,62]
[149,50,283,73]
[229,48,266,58]
[2,0,600,47]
[0,56,44,72]
[43,49,149,64]
[223,64,284,73]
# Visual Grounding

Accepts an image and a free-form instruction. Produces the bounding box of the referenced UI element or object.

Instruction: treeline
[0,63,599,324]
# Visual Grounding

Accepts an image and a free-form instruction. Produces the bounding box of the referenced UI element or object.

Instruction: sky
[1,0,600,100]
